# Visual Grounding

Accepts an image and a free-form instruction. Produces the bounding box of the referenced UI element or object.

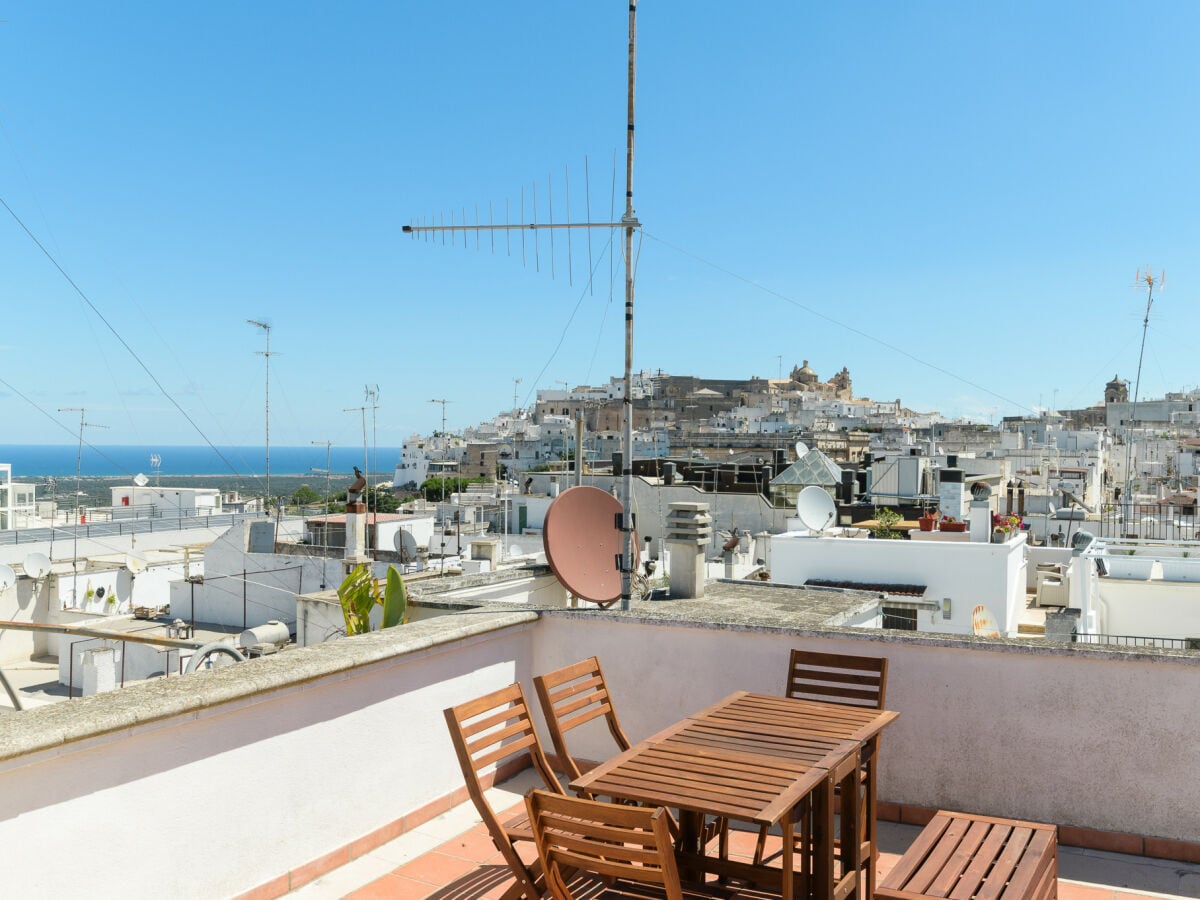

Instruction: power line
[641,229,1036,416]
[0,194,256,483]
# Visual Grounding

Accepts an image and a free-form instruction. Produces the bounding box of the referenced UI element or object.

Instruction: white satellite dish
[23,552,52,580]
[124,553,147,575]
[794,440,809,458]
[509,544,524,557]
[0,564,15,591]
[393,530,418,562]
[133,473,149,487]
[796,485,837,533]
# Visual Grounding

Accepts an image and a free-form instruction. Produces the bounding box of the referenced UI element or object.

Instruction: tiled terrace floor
[287,771,1200,900]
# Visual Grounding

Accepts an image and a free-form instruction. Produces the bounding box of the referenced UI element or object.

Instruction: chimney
[663,462,676,486]
[665,501,711,599]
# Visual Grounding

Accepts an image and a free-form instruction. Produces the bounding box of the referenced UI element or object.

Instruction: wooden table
[570,691,898,900]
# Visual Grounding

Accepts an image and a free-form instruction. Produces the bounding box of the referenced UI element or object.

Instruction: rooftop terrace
[0,573,1197,897]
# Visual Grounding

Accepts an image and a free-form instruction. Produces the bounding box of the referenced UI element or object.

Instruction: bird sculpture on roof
[722,527,741,553]
[347,466,367,503]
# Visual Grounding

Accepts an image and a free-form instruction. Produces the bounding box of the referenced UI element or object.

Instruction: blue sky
[1,1,1196,455]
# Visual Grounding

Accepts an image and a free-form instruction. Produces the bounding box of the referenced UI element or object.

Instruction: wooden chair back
[785,648,888,709]
[525,788,683,900]
[444,683,563,898]
[533,657,631,784]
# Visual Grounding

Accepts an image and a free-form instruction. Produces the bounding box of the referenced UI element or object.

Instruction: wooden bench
[877,810,1057,900]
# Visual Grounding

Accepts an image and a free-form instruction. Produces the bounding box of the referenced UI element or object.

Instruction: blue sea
[0,445,402,478]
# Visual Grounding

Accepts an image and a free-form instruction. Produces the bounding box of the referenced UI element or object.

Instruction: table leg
[678,810,703,882]
[780,806,794,900]
[813,777,833,900]
[864,735,879,899]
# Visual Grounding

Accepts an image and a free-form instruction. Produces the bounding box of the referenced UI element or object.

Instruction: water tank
[239,620,290,649]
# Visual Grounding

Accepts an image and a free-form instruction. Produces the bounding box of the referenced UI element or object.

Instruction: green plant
[872,507,902,539]
[336,564,409,635]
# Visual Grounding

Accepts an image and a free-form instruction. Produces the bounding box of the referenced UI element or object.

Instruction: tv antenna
[404,2,642,610]
[1122,267,1164,509]
[512,377,522,413]
[365,385,381,518]
[150,452,162,487]
[247,319,274,508]
[59,407,107,581]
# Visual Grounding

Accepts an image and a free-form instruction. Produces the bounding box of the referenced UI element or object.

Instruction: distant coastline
[0,445,401,479]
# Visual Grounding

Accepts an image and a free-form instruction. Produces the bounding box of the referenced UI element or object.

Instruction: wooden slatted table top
[876,810,1058,900]
[570,691,897,827]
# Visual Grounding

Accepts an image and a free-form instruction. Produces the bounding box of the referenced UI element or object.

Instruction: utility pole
[247,319,273,513]
[58,408,108,584]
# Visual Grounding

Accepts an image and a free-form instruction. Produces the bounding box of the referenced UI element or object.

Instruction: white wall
[769,533,1027,636]
[0,616,536,899]
[0,578,50,663]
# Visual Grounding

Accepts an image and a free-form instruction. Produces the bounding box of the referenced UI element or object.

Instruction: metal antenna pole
[619,0,640,611]
[401,2,644,610]
[247,320,272,512]
[365,385,380,517]
[429,398,451,503]
[1123,268,1163,512]
[58,407,108,583]
[513,377,522,413]
[311,440,332,588]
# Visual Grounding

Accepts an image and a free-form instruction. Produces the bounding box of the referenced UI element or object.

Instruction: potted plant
[918,510,940,532]
[941,516,967,533]
[991,513,1021,543]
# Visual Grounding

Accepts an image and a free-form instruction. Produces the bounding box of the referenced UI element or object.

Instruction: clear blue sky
[1,1,1196,454]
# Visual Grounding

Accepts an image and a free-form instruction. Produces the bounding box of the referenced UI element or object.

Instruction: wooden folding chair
[445,683,565,900]
[526,789,763,900]
[534,657,728,859]
[754,649,888,897]
[532,656,632,787]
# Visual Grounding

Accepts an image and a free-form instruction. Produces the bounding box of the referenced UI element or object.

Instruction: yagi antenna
[403,1,643,611]
[405,160,625,294]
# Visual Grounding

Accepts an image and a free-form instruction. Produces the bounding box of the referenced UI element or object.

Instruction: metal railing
[1073,632,1196,651]
[0,512,258,546]
[1095,504,1199,543]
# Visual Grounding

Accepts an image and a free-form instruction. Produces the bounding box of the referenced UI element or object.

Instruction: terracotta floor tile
[437,828,503,863]
[426,864,516,900]
[396,850,481,886]
[347,873,435,900]
[1058,883,1116,900]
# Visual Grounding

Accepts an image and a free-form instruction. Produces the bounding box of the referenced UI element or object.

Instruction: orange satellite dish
[543,486,637,609]
[971,604,1001,638]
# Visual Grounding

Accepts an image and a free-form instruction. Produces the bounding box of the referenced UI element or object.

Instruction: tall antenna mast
[404,2,642,610]
[247,319,273,511]
[1123,267,1164,509]
[365,385,381,519]
[513,377,522,413]
[58,407,108,582]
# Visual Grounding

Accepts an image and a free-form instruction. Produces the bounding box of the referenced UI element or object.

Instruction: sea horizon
[0,444,402,479]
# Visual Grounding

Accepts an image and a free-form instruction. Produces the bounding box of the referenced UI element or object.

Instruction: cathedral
[787,360,854,400]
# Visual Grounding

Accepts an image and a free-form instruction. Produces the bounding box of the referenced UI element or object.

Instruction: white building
[110,484,222,518]
[0,464,38,530]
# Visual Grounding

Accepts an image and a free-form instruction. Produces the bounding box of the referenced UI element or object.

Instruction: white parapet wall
[0,603,1198,897]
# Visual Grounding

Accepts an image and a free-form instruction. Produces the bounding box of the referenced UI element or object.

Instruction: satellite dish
[971,605,1001,638]
[796,486,837,533]
[133,473,149,487]
[393,529,418,563]
[794,440,809,457]
[0,564,15,591]
[23,552,52,580]
[543,485,636,608]
[124,553,147,575]
[509,544,524,557]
